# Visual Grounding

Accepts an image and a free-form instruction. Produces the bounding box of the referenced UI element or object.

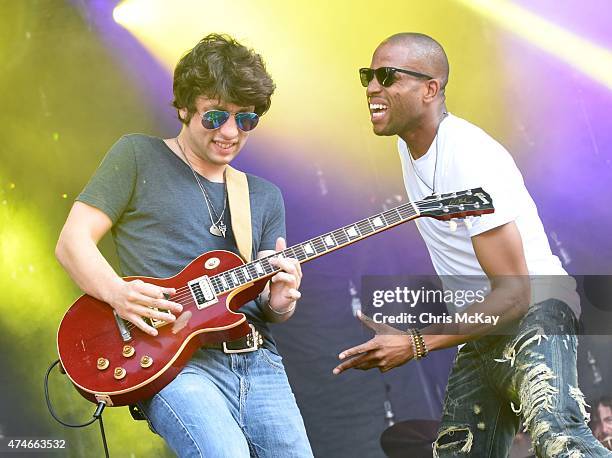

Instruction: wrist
[267,299,296,315]
[103,276,126,305]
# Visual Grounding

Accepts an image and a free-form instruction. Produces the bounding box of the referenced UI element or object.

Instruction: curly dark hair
[172,33,275,123]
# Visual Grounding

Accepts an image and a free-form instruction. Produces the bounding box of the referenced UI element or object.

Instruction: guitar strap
[225,165,252,262]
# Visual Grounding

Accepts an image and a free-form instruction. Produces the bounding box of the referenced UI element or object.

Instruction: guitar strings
[124,195,485,326]
[144,200,467,303]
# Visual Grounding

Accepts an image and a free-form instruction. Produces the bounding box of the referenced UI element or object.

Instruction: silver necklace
[408,112,448,194]
[175,138,227,237]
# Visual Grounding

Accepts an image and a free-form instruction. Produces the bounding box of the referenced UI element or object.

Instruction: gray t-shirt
[77,133,285,351]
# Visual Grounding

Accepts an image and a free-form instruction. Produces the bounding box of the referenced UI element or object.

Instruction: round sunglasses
[359,67,433,87]
[201,110,259,132]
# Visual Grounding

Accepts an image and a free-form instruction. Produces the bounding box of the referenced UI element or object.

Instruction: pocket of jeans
[260,349,285,371]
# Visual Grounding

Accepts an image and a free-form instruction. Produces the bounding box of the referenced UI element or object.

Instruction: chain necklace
[175,138,228,237]
[407,111,448,194]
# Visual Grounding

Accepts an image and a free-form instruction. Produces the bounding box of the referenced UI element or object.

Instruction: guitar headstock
[416,188,494,221]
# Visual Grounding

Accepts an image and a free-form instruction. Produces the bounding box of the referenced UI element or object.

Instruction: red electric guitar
[57,188,493,406]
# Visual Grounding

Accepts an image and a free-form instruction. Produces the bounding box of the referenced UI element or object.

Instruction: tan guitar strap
[225,165,252,262]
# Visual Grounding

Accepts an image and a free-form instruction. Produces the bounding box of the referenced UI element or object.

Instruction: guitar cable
[44,359,110,458]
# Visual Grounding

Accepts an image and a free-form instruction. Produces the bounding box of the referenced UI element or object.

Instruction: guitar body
[57,250,267,407]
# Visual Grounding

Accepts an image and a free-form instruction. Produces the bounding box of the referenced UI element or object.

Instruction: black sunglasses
[359,67,433,87]
[201,110,259,132]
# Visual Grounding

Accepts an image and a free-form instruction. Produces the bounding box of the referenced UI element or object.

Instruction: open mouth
[369,103,388,121]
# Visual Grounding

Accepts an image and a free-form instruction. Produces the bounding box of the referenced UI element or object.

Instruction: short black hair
[172,33,275,123]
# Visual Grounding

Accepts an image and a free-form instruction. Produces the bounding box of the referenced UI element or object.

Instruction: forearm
[55,231,121,304]
[423,278,531,352]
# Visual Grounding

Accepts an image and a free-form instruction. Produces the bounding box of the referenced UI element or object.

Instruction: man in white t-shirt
[333,33,611,457]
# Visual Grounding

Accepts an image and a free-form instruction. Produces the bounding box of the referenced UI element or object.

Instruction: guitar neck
[206,199,422,295]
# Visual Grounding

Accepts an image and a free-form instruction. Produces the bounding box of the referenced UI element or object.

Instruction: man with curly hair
[56,34,313,457]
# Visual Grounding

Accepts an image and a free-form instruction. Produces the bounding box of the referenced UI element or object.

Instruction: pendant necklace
[407,111,448,194]
[175,138,227,237]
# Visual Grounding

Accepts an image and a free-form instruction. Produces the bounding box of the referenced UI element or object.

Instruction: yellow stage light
[455,0,612,91]
[113,0,156,28]
[108,0,500,168]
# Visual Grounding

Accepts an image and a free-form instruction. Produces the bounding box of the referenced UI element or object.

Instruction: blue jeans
[138,348,313,458]
[434,299,612,457]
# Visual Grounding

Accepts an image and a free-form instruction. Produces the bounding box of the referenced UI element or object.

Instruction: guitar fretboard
[207,200,421,295]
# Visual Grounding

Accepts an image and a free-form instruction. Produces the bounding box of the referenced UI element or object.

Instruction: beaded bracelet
[408,327,429,360]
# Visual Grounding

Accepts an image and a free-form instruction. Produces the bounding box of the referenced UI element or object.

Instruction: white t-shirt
[398,113,580,316]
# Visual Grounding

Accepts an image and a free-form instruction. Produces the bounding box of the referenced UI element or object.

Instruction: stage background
[1,1,611,456]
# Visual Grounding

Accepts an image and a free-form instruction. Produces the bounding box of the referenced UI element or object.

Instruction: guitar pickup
[188,276,218,310]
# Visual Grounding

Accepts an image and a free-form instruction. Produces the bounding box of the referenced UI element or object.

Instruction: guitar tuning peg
[465,217,473,229]
[449,220,458,232]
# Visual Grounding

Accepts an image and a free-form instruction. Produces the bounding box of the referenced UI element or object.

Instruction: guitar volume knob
[97,358,109,370]
[113,367,126,380]
[140,355,153,368]
[122,345,135,357]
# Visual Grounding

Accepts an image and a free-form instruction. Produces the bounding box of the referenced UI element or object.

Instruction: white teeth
[215,141,234,149]
[369,103,388,110]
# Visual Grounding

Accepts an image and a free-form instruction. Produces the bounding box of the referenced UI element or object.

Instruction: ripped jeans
[434,299,612,457]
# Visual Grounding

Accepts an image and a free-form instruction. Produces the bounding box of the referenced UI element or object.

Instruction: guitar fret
[242,266,251,281]
[261,258,274,274]
[369,215,386,230]
[357,219,375,235]
[384,208,401,224]
[293,244,308,260]
[345,224,360,239]
[332,228,349,245]
[253,261,265,275]
[313,237,327,254]
[323,233,336,248]
[283,247,296,259]
[245,263,256,279]
[398,205,414,220]
[235,268,246,284]
[303,242,315,256]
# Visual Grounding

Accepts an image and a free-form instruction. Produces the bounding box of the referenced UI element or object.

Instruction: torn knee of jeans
[494,327,548,367]
[541,433,585,458]
[568,385,591,423]
[433,426,473,457]
[515,362,558,432]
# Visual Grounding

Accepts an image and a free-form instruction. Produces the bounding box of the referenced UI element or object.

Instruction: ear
[423,79,442,104]
[178,108,189,122]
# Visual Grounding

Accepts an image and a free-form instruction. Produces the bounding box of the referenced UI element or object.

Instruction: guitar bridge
[188,276,218,310]
[139,293,173,329]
